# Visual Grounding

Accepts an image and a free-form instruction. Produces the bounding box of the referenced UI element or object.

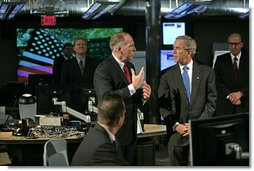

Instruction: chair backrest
[43,139,69,166]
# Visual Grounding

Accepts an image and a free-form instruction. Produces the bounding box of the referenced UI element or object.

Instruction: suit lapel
[173,65,189,104]
[73,58,83,77]
[110,56,131,84]
[238,53,248,79]
[191,61,201,105]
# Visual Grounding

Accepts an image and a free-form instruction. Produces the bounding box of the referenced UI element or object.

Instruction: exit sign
[41,16,56,26]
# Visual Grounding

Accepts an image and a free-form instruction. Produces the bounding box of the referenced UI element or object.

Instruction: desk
[0,132,83,145]
[0,131,83,166]
[138,124,166,138]
[0,124,166,143]
[0,124,166,166]
[137,124,166,166]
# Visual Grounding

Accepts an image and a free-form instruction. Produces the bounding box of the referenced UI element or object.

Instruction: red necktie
[123,64,131,83]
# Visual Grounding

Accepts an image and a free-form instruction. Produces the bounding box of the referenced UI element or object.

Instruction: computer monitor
[162,22,185,45]
[69,86,97,115]
[36,85,70,115]
[160,50,176,71]
[28,74,53,94]
[1,82,26,107]
[190,113,249,166]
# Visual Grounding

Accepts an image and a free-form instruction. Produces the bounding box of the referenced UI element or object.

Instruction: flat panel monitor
[28,74,53,94]
[162,22,185,45]
[36,85,71,115]
[190,113,249,166]
[160,50,176,71]
[0,82,26,107]
[69,86,97,115]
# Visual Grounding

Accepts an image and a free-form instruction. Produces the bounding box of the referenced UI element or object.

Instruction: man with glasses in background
[214,33,249,115]
[214,33,249,116]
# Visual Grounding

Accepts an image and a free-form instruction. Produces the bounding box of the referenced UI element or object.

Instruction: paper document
[137,108,144,134]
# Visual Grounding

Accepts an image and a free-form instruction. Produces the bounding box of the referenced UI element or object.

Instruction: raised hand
[142,80,151,100]
[131,67,144,90]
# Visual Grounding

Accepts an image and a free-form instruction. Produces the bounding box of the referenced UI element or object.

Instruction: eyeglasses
[228,42,242,46]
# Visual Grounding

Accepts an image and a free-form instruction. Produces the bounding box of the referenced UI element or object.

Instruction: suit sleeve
[199,68,217,119]
[158,73,176,127]
[214,57,231,98]
[60,61,69,85]
[93,64,132,101]
[158,74,172,118]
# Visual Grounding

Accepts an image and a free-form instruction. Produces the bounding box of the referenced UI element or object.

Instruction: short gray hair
[109,32,129,51]
[176,35,197,56]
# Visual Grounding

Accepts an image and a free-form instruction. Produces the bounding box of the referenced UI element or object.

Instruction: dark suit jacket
[214,51,249,116]
[52,55,68,85]
[71,123,128,166]
[94,55,143,146]
[60,57,99,87]
[158,60,217,146]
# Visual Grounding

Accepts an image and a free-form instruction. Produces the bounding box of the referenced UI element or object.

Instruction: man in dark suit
[214,33,249,116]
[93,32,151,165]
[52,42,73,85]
[71,93,128,166]
[60,37,99,87]
[158,35,217,166]
[60,38,99,113]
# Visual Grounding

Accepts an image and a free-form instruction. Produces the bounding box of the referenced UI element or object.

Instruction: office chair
[43,139,69,166]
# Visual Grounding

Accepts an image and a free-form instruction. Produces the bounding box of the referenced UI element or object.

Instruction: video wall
[16,28,123,82]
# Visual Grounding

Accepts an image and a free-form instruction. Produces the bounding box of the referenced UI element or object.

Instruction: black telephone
[12,118,35,136]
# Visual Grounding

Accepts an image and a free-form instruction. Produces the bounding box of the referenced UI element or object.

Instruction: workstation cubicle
[0,124,166,166]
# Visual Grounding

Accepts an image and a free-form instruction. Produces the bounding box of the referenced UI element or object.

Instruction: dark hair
[97,92,125,126]
[63,42,73,50]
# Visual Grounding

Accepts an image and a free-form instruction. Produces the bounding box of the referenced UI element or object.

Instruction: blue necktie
[182,66,191,102]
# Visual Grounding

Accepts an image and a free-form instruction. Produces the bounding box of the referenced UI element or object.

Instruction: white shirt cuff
[128,84,136,95]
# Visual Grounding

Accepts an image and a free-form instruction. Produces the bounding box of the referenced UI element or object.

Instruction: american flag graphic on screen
[17,29,63,81]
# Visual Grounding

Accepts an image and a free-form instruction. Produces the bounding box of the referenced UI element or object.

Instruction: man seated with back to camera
[71,92,128,166]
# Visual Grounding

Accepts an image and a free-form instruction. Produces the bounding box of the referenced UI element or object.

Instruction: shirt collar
[98,122,116,143]
[112,53,125,69]
[230,52,241,61]
[62,52,69,60]
[179,59,193,71]
[76,56,85,64]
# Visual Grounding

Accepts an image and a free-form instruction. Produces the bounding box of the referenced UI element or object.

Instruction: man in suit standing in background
[60,37,99,114]
[71,92,128,166]
[214,33,249,116]
[52,42,73,85]
[158,35,217,166]
[60,37,99,87]
[93,32,151,165]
